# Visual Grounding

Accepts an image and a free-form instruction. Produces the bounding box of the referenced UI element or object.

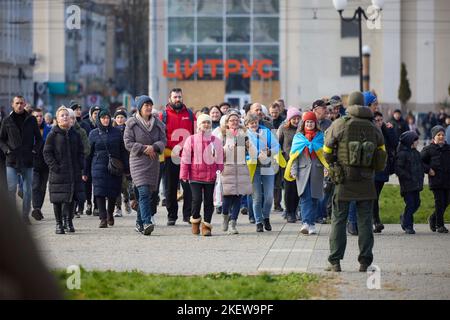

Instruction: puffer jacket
[420,142,450,190]
[395,143,424,196]
[180,132,224,183]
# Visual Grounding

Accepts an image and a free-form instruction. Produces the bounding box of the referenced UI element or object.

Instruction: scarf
[136,112,155,132]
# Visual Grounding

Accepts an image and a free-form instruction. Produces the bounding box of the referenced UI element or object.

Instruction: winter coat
[72,121,90,158]
[33,122,52,171]
[389,116,409,141]
[159,104,196,152]
[43,125,85,204]
[395,144,424,196]
[0,112,43,169]
[375,123,397,182]
[180,132,224,183]
[420,143,450,190]
[123,115,166,190]
[277,124,297,161]
[318,118,332,132]
[215,128,252,196]
[85,124,129,198]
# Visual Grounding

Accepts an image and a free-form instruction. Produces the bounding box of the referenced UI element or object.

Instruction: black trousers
[284,179,299,215]
[430,188,450,228]
[274,169,284,208]
[373,181,385,225]
[164,158,192,222]
[96,196,116,220]
[84,176,98,209]
[190,182,215,223]
[32,168,49,210]
[53,202,74,220]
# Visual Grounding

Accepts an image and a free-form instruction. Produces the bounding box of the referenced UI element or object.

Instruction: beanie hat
[98,108,111,119]
[114,109,128,119]
[89,105,101,116]
[135,95,154,112]
[69,100,81,110]
[348,91,365,107]
[244,113,259,126]
[286,107,301,122]
[399,130,419,147]
[302,111,317,122]
[363,91,377,106]
[197,113,211,129]
[431,125,445,139]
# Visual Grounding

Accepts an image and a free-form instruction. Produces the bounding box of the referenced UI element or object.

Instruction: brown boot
[201,221,212,237]
[99,219,108,228]
[190,216,201,235]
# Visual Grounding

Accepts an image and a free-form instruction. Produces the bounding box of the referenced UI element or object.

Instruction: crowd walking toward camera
[1,90,449,273]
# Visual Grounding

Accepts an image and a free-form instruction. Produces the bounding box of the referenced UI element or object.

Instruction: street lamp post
[332,0,384,91]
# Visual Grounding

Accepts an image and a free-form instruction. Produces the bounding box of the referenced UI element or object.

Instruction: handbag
[100,132,124,177]
[213,170,223,207]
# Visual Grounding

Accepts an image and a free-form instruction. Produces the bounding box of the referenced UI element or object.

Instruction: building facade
[0,0,34,109]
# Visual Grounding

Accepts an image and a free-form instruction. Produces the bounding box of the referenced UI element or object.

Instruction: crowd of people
[0,89,449,272]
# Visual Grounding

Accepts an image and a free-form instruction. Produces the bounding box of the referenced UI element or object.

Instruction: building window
[341,57,359,76]
[341,20,358,38]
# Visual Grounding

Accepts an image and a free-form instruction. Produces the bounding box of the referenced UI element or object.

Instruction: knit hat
[399,131,419,147]
[348,91,365,107]
[431,125,445,139]
[329,95,342,107]
[244,113,259,126]
[302,111,317,122]
[69,100,82,110]
[363,91,377,106]
[286,107,301,122]
[98,108,111,119]
[135,95,153,112]
[197,113,211,129]
[114,109,128,119]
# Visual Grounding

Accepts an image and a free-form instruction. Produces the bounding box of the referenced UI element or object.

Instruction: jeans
[32,168,49,210]
[252,168,274,224]
[247,195,254,221]
[222,195,242,221]
[300,178,319,226]
[165,158,192,222]
[318,188,332,221]
[7,167,33,217]
[402,191,421,229]
[137,185,152,225]
[190,182,214,223]
[348,201,357,224]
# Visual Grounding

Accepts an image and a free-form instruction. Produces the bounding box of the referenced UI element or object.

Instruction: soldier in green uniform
[323,91,387,272]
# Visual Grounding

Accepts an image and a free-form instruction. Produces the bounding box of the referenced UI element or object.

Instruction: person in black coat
[373,111,397,233]
[395,131,424,234]
[43,107,84,234]
[421,125,450,233]
[83,108,129,228]
[389,109,409,142]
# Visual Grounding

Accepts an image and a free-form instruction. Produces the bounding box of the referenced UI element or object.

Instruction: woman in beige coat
[214,111,253,234]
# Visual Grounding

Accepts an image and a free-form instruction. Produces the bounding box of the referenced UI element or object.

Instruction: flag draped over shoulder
[284,131,328,181]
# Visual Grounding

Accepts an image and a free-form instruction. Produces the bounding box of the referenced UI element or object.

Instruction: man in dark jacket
[31,108,52,221]
[389,109,409,141]
[312,99,332,132]
[0,96,42,224]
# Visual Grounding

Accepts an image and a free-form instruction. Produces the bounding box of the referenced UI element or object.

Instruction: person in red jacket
[180,114,224,236]
[159,88,196,225]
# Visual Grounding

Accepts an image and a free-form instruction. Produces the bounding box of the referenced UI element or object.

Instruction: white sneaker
[300,223,309,234]
[308,225,317,235]
[114,208,123,217]
[124,201,132,214]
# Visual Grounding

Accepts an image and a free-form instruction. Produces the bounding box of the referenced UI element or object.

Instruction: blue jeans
[222,195,242,221]
[137,185,152,225]
[348,201,357,224]
[318,189,332,220]
[247,195,254,221]
[402,191,421,229]
[252,168,275,224]
[7,167,32,218]
[300,178,319,226]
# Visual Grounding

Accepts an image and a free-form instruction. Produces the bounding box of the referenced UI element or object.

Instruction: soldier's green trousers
[328,197,374,266]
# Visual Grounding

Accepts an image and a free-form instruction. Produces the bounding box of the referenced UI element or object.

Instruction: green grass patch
[379,184,450,224]
[55,268,323,300]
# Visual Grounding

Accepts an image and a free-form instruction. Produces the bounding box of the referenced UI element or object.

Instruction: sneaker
[373,223,384,233]
[216,206,222,215]
[74,212,81,219]
[240,207,248,215]
[347,222,358,236]
[167,220,176,226]
[222,214,230,232]
[31,209,43,221]
[404,228,416,234]
[324,262,341,272]
[93,208,99,216]
[135,224,144,233]
[359,264,370,272]
[308,225,317,235]
[143,223,155,236]
[256,223,264,232]
[300,223,309,234]
[428,216,436,232]
[437,226,449,233]
[85,203,92,215]
[249,217,256,224]
[183,217,191,224]
[124,201,132,214]
[263,218,272,231]
[274,206,284,212]
[287,213,297,223]
[114,208,123,217]
[228,220,239,234]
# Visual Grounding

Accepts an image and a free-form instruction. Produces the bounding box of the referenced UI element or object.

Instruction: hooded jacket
[420,142,450,190]
[395,132,424,195]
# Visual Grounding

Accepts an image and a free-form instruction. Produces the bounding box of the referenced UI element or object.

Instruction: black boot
[287,212,297,223]
[264,218,272,231]
[55,210,65,235]
[67,211,75,233]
